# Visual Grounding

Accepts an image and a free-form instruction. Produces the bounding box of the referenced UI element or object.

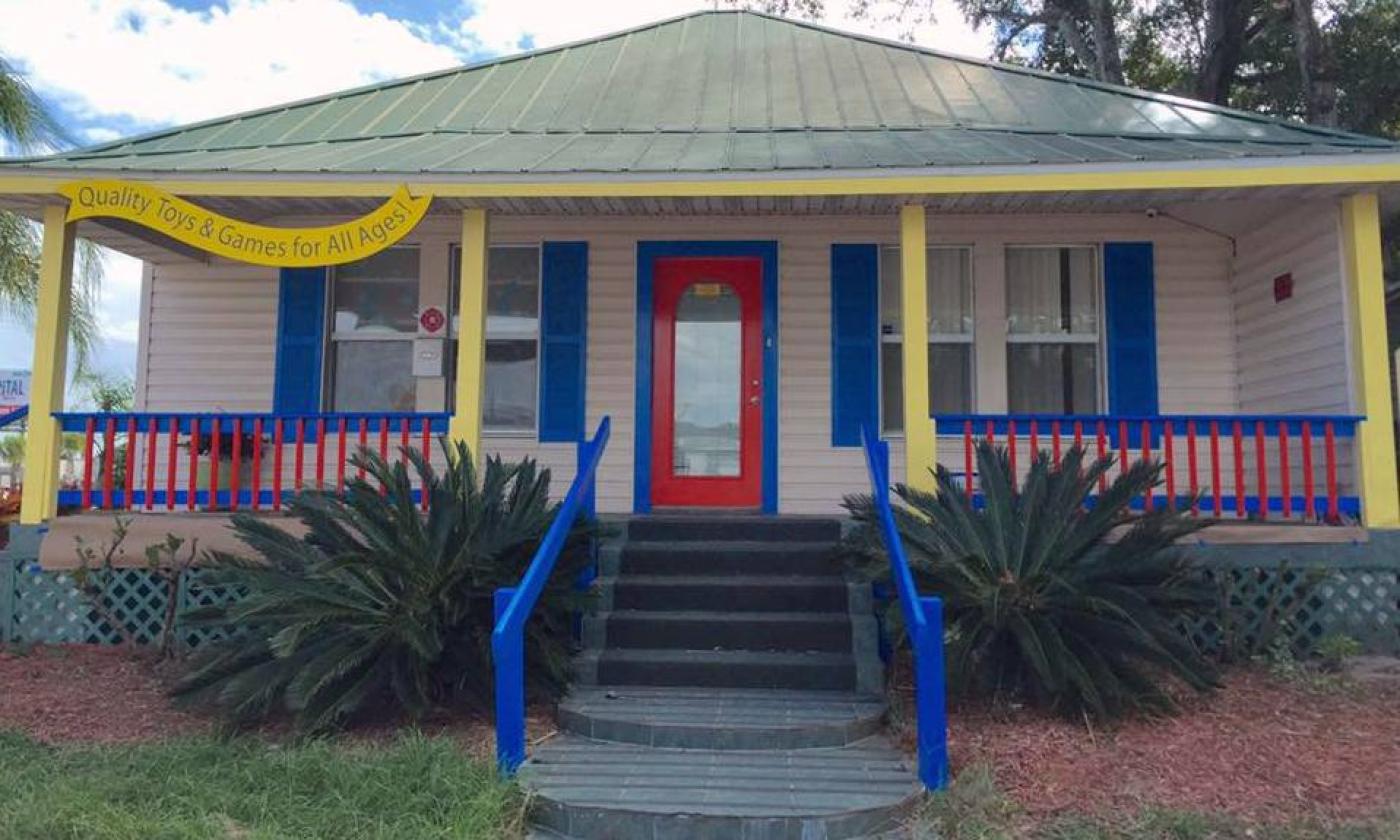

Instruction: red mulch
[0,644,550,755]
[0,645,207,743]
[4,645,1396,824]
[946,668,1400,823]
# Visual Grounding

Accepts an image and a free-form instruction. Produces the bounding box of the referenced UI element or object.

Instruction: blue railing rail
[860,424,949,791]
[934,412,1363,521]
[52,410,452,512]
[492,415,610,774]
[0,405,27,429]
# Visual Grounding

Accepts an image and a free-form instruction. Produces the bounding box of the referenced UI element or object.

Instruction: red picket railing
[55,412,450,512]
[939,414,1362,522]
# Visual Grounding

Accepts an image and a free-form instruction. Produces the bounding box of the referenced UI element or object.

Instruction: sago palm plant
[172,442,594,733]
[846,442,1218,720]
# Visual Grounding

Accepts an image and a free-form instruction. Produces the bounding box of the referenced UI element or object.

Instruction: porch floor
[36,512,1370,570]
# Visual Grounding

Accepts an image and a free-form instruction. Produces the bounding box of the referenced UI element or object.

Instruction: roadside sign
[0,370,29,414]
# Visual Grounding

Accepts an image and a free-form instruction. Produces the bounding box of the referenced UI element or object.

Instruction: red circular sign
[419,306,446,334]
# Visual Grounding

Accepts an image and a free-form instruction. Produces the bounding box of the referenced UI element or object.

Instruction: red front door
[651,257,764,508]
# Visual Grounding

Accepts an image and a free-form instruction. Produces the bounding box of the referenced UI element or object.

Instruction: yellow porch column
[448,207,489,459]
[19,205,76,524]
[1340,194,1399,528]
[899,204,936,493]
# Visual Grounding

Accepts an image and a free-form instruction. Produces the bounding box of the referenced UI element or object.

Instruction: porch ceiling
[0,180,1394,264]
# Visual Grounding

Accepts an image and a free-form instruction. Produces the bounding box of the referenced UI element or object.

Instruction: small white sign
[0,369,30,414]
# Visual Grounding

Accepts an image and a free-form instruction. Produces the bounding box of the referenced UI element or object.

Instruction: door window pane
[672,283,742,477]
[331,341,416,412]
[1007,343,1098,414]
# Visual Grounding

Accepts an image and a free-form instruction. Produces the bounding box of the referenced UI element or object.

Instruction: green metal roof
[4,10,1396,176]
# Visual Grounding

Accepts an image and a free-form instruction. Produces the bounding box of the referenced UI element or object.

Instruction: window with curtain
[1005,246,1100,414]
[879,246,974,433]
[450,244,541,433]
[328,247,420,412]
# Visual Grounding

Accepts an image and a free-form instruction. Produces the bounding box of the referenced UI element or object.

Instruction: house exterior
[1,9,1397,538]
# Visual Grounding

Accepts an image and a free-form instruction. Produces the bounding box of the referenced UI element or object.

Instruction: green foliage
[845,442,1218,720]
[1316,632,1362,672]
[1210,562,1326,664]
[911,762,1018,840]
[0,730,525,840]
[172,442,594,733]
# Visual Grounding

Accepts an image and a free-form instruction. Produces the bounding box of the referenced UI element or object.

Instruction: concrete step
[609,574,850,613]
[616,540,842,577]
[557,686,886,749]
[576,648,858,691]
[525,735,919,840]
[587,609,852,652]
[626,516,842,544]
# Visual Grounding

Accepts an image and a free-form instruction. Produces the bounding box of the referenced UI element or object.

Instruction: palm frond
[844,440,1218,720]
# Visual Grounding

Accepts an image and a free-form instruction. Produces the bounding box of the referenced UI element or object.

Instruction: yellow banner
[58,180,432,267]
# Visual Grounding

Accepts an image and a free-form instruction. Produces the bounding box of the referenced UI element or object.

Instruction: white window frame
[878,245,976,436]
[325,244,421,412]
[448,242,544,437]
[1003,243,1106,415]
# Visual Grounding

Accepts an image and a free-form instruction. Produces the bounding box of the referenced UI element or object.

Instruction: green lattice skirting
[0,559,240,649]
[2,557,1395,656]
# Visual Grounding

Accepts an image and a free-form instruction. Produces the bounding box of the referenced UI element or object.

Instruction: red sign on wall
[1273,273,1294,303]
[418,306,446,335]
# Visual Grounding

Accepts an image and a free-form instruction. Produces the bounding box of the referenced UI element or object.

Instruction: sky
[0,0,995,393]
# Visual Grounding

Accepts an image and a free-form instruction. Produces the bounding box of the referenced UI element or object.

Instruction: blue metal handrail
[0,406,28,429]
[492,415,610,774]
[860,424,949,791]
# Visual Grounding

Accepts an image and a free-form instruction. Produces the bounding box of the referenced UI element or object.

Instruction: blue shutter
[273,267,327,414]
[830,244,880,447]
[538,242,588,442]
[1103,242,1159,416]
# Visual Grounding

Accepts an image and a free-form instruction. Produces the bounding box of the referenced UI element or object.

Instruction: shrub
[171,442,594,733]
[846,442,1218,720]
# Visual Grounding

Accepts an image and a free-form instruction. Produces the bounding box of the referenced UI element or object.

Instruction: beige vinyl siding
[1229,200,1356,499]
[1231,200,1351,414]
[138,211,1238,514]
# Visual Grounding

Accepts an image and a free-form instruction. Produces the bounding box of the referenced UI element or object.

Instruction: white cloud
[83,127,123,143]
[0,0,995,380]
[0,0,463,129]
[450,0,993,60]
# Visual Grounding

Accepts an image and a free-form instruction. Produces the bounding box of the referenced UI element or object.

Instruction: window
[879,246,974,433]
[1005,246,1100,414]
[451,245,541,433]
[328,247,419,412]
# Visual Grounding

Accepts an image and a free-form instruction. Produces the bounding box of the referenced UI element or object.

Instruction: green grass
[911,763,1400,840]
[0,730,525,840]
